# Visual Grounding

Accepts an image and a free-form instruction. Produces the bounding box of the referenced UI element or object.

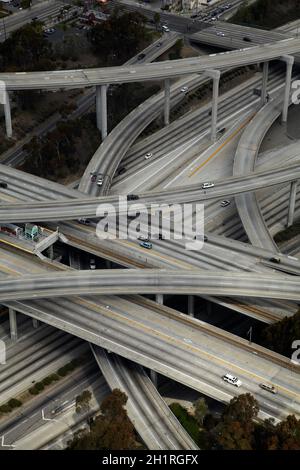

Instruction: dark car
[117,167,127,175]
[127,194,139,201]
[137,53,146,61]
[0,182,7,189]
[269,256,280,264]
[243,36,252,42]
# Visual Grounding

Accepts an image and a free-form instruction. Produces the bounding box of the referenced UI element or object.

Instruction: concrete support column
[151,293,164,387]
[150,370,158,387]
[281,55,294,123]
[287,180,298,227]
[261,61,269,106]
[32,319,39,329]
[206,70,221,142]
[9,308,17,342]
[187,295,194,317]
[96,85,102,131]
[4,91,12,138]
[164,78,170,126]
[48,245,54,261]
[101,84,107,140]
[96,85,108,140]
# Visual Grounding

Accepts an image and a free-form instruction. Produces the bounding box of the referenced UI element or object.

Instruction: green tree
[76,390,92,414]
[194,397,208,426]
[260,309,300,357]
[68,389,137,450]
[222,393,259,424]
[153,12,160,30]
[88,9,149,64]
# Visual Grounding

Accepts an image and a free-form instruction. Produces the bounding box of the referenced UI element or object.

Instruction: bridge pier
[206,70,220,142]
[164,78,170,126]
[287,180,298,227]
[96,85,108,140]
[281,55,294,124]
[261,61,269,106]
[4,91,12,138]
[150,293,164,387]
[9,308,18,342]
[187,295,194,317]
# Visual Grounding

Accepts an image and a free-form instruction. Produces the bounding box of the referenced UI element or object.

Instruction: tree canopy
[88,8,149,64]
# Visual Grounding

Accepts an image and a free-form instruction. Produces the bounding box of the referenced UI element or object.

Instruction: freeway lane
[0,270,299,301]
[0,162,299,222]
[92,346,198,450]
[1,38,300,90]
[6,295,300,422]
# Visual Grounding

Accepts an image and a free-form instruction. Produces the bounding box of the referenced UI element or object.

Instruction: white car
[223,374,242,387]
[216,31,225,36]
[138,235,149,241]
[89,258,96,270]
[181,86,189,93]
[162,25,170,32]
[202,182,214,189]
[97,177,103,186]
[144,152,152,160]
[220,200,231,207]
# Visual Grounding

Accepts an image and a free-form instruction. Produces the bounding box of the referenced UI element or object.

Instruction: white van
[223,374,242,387]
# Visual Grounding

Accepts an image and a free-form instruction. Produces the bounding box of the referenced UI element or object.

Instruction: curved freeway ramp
[1,162,300,222]
[2,38,300,90]
[91,345,198,450]
[1,270,300,302]
[233,94,284,251]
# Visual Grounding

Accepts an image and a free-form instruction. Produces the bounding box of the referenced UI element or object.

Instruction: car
[223,374,242,387]
[138,235,149,242]
[144,152,152,160]
[211,17,217,21]
[117,167,127,175]
[31,16,38,21]
[218,127,226,134]
[202,182,214,189]
[78,218,91,225]
[90,172,97,183]
[259,383,277,394]
[220,200,231,207]
[97,177,103,186]
[180,86,189,93]
[140,241,152,249]
[127,194,139,201]
[0,182,7,189]
[269,256,281,264]
[162,25,170,32]
[216,31,225,36]
[89,258,96,270]
[243,36,252,42]
[156,42,162,47]
[137,53,145,61]
[194,234,208,242]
